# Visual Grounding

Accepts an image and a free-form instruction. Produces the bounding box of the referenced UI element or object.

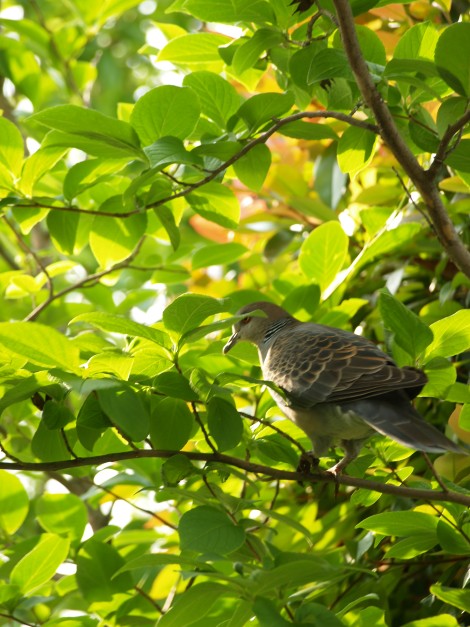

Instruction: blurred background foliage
[0,0,469,625]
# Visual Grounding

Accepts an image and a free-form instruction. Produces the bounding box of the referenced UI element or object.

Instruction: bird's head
[223,301,292,354]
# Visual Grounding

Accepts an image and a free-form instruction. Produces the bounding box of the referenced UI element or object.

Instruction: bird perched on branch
[223,301,463,474]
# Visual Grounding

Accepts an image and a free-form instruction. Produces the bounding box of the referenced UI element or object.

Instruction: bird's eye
[241,316,251,325]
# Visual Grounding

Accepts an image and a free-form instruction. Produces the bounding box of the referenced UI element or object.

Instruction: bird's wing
[263,326,427,407]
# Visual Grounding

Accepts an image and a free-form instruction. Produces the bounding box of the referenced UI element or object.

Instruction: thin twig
[428,108,470,179]
[3,215,54,301]
[135,585,164,614]
[240,411,306,454]
[95,481,178,530]
[24,237,145,321]
[392,166,435,232]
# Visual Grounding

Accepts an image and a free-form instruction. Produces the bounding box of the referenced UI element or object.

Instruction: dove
[223,301,463,474]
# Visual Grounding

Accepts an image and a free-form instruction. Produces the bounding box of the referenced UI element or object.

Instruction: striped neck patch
[263,318,293,343]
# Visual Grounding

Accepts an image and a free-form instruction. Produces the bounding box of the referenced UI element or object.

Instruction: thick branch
[0,449,469,507]
[332,0,470,279]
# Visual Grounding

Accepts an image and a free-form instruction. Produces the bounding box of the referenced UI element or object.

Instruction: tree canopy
[0,0,470,625]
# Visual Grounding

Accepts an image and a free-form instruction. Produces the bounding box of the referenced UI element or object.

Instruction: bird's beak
[223,331,239,354]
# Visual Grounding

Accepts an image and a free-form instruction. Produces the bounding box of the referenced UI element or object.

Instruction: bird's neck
[262,317,296,345]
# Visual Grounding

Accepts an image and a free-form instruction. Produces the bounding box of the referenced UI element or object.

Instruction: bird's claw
[297,451,320,474]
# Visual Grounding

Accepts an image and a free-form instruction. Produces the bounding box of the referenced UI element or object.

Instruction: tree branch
[332,0,470,279]
[3,215,54,301]
[14,109,377,220]
[0,449,469,507]
[24,237,146,321]
[428,108,470,179]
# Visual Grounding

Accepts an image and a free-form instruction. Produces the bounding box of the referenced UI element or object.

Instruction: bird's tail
[346,397,466,455]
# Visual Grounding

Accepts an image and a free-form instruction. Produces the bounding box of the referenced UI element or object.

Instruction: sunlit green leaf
[0,471,29,535]
[299,221,349,293]
[11,534,70,594]
[130,85,201,146]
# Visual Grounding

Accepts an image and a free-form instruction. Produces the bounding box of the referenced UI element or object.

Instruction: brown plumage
[223,302,464,474]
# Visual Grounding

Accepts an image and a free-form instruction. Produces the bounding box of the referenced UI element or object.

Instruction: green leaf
[157,582,229,627]
[178,505,246,553]
[436,97,468,136]
[47,211,79,255]
[237,92,294,131]
[63,157,128,201]
[42,400,75,429]
[401,616,459,627]
[163,293,227,336]
[36,493,88,540]
[31,421,72,461]
[149,397,194,450]
[29,105,142,158]
[436,520,470,556]
[70,312,170,348]
[435,23,470,96]
[253,559,338,594]
[0,116,24,176]
[154,371,199,401]
[157,33,231,65]
[429,584,470,613]
[233,143,271,191]
[11,533,70,594]
[422,357,456,398]
[162,454,195,486]
[184,71,240,128]
[394,22,439,61]
[232,28,283,75]
[384,535,437,559]
[130,85,201,146]
[97,386,150,441]
[445,140,470,173]
[176,0,274,23]
[357,511,439,536]
[337,126,377,176]
[207,397,243,451]
[355,223,421,270]
[307,48,354,84]
[0,371,56,415]
[253,597,292,626]
[299,221,349,293]
[378,290,433,360]
[192,243,247,271]
[278,120,338,140]
[155,205,181,251]
[425,310,470,359]
[76,539,133,603]
[89,199,147,268]
[179,315,245,347]
[188,182,240,228]
[86,351,134,380]
[144,135,202,169]
[314,142,347,209]
[76,394,112,451]
[0,471,29,535]
[460,404,470,431]
[355,24,386,65]
[0,322,81,372]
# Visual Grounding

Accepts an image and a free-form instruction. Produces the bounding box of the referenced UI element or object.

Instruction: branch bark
[1,449,469,507]
[332,0,470,279]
